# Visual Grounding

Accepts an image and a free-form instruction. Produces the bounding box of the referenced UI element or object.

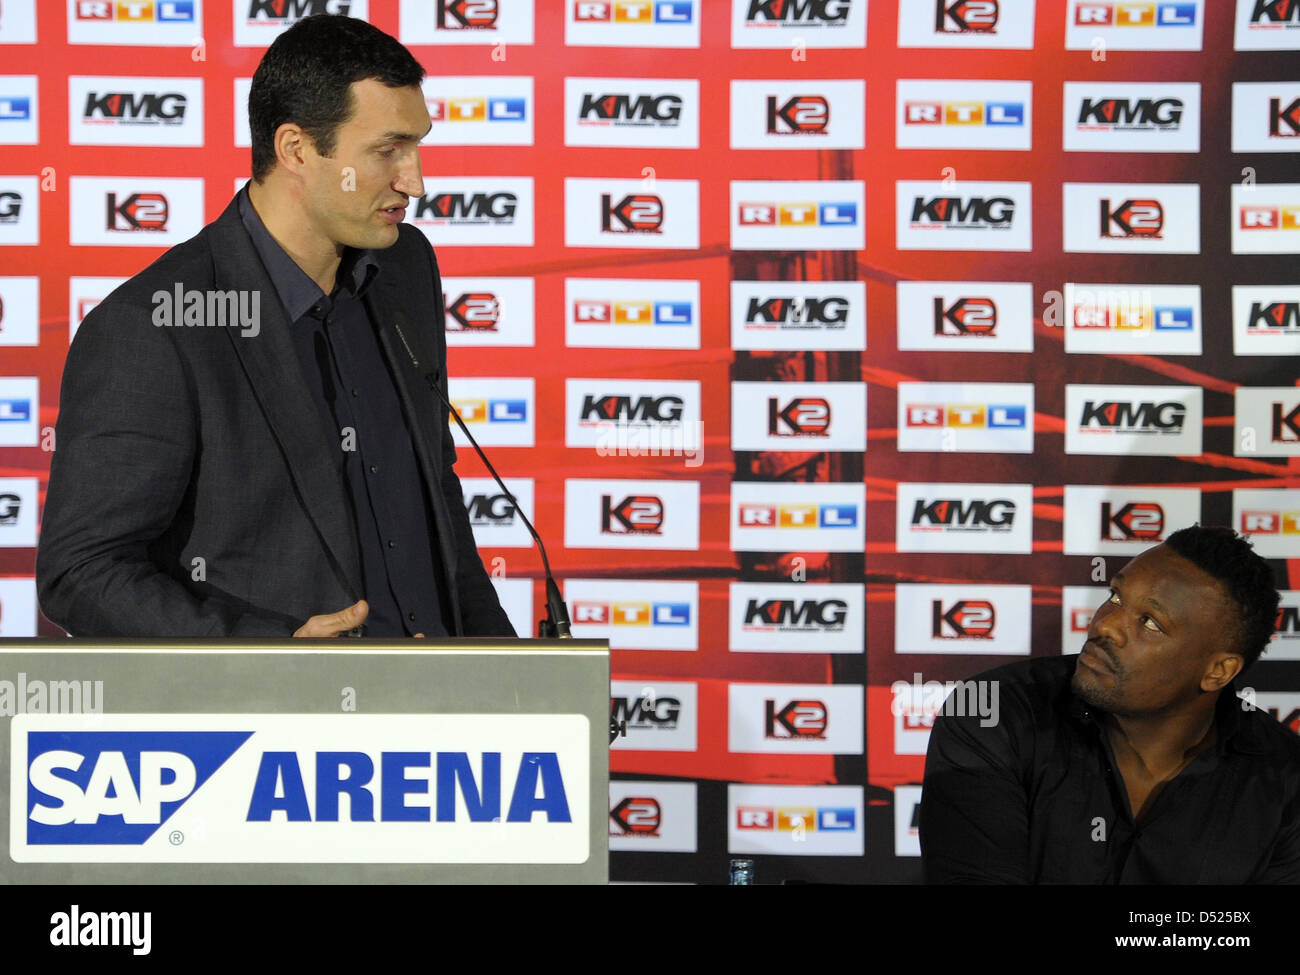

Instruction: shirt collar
[237,183,380,323]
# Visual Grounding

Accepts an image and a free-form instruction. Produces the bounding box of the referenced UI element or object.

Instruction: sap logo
[936,0,999,32]
[579,93,682,124]
[0,399,32,423]
[934,297,996,335]
[246,0,353,21]
[445,292,500,331]
[904,101,1024,126]
[574,1,694,22]
[574,299,693,326]
[1250,0,1300,25]
[601,194,663,233]
[1101,199,1163,238]
[428,97,526,123]
[737,503,858,528]
[0,191,22,222]
[768,397,831,436]
[245,751,571,823]
[910,196,1014,226]
[610,796,660,835]
[767,95,829,134]
[0,493,19,524]
[1241,510,1300,534]
[1102,501,1164,540]
[450,399,527,423]
[1250,302,1300,331]
[735,806,856,831]
[932,600,995,638]
[25,731,251,844]
[437,0,498,28]
[1272,403,1300,443]
[904,404,1027,428]
[764,699,827,738]
[0,97,31,121]
[74,1,196,22]
[611,694,681,728]
[1077,97,1183,128]
[738,202,857,226]
[743,598,848,628]
[1080,400,1185,431]
[911,498,1015,528]
[573,601,691,625]
[581,394,684,423]
[1271,98,1300,138]
[416,192,517,223]
[745,0,851,23]
[745,296,849,326]
[464,492,516,525]
[1072,3,1197,26]
[84,92,187,122]
[107,193,168,232]
[1072,304,1193,331]
[601,494,664,534]
[1239,206,1300,230]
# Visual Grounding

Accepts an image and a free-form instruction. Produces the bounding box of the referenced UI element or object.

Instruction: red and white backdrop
[0,0,1297,883]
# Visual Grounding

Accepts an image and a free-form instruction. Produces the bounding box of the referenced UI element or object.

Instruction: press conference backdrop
[0,0,1297,884]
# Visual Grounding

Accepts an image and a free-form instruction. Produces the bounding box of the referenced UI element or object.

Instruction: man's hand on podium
[293,599,370,638]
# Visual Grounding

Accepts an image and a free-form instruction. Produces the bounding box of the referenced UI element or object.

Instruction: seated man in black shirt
[920,525,1300,883]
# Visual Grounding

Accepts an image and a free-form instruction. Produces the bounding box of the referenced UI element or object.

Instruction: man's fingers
[293,599,371,637]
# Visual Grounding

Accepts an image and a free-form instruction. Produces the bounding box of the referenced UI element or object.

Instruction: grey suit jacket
[37,193,515,639]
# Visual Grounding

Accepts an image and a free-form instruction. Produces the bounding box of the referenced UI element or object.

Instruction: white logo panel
[730,482,865,553]
[731,381,866,452]
[564,478,700,551]
[728,582,865,653]
[895,483,1033,554]
[728,683,864,755]
[897,382,1035,453]
[1062,485,1201,556]
[894,584,1031,655]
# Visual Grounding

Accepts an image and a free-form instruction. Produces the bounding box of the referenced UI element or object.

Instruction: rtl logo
[904,101,1024,126]
[911,196,1014,226]
[936,0,998,31]
[75,1,196,21]
[1268,97,1299,137]
[1248,301,1300,331]
[246,0,353,22]
[1272,403,1300,443]
[744,598,848,627]
[1100,199,1163,238]
[911,498,1015,528]
[934,297,996,335]
[764,699,828,738]
[601,494,664,534]
[1101,501,1164,541]
[745,296,848,325]
[766,95,829,134]
[738,503,858,528]
[1250,0,1300,25]
[107,193,168,232]
[0,97,31,121]
[1079,400,1185,431]
[575,1,694,21]
[745,0,851,24]
[1240,206,1300,230]
[445,292,499,331]
[1078,98,1182,127]
[437,0,497,28]
[602,194,663,234]
[582,394,683,423]
[428,97,526,123]
[1241,510,1300,534]
[609,796,660,835]
[580,94,682,124]
[905,404,1026,428]
[83,92,187,122]
[465,492,516,525]
[739,202,857,226]
[932,600,995,638]
[575,299,692,326]
[573,601,690,625]
[452,399,527,423]
[767,397,831,436]
[1073,3,1197,26]
[1070,607,1094,634]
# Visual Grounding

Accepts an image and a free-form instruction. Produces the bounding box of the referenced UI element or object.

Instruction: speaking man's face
[299,78,429,254]
[1072,543,1241,716]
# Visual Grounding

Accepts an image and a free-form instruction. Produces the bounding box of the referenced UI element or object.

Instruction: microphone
[390,313,572,639]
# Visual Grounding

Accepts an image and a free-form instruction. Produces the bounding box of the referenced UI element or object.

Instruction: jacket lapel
[209,196,364,602]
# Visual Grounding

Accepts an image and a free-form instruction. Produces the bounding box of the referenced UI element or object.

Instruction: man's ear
[1202,652,1244,693]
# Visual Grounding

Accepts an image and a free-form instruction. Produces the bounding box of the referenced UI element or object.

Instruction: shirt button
[370,464,378,474]
[388,539,396,548]
[352,388,359,398]
[408,613,417,622]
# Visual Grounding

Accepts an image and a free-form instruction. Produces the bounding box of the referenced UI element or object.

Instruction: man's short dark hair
[1164,524,1279,670]
[249,15,425,182]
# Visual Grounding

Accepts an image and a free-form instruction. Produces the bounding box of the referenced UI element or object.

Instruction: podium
[0,638,609,884]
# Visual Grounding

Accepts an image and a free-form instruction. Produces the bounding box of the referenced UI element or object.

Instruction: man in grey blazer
[37,16,515,640]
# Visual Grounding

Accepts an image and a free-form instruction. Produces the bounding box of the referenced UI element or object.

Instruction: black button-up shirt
[920,654,1300,883]
[238,188,448,638]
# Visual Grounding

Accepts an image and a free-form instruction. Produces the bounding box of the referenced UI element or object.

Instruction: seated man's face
[1072,543,1239,716]
[300,78,430,253]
